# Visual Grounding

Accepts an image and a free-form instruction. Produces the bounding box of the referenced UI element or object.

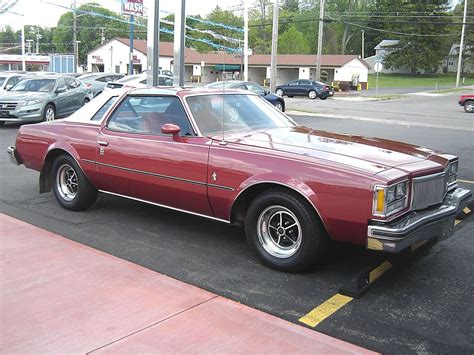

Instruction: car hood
[0,91,51,101]
[218,126,442,176]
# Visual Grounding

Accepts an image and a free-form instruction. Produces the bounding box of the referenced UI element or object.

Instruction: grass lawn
[367,73,474,88]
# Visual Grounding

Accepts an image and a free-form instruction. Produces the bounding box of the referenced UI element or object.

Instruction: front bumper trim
[367,188,472,252]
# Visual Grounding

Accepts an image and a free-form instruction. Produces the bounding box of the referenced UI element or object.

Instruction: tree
[452,0,473,72]
[278,26,310,54]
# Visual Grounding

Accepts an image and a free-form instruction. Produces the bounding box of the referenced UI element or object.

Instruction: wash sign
[121,0,143,16]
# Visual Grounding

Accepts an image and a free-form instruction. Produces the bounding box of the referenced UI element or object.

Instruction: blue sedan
[205,81,285,111]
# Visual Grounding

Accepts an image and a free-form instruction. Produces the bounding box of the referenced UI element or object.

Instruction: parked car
[7,87,471,272]
[77,73,124,97]
[458,93,474,113]
[0,72,27,92]
[205,80,285,111]
[276,80,334,100]
[0,75,91,125]
[104,73,173,91]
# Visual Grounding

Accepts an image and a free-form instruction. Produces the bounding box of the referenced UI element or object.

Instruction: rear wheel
[464,100,474,113]
[52,154,98,211]
[245,189,328,272]
[43,104,56,121]
[308,90,317,99]
[319,95,327,100]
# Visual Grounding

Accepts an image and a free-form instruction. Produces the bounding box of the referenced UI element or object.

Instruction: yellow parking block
[299,294,353,328]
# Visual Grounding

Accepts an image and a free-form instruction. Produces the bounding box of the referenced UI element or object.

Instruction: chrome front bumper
[7,146,20,165]
[367,188,472,252]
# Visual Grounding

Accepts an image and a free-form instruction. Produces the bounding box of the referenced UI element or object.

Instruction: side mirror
[264,90,270,95]
[161,123,180,137]
[56,87,66,94]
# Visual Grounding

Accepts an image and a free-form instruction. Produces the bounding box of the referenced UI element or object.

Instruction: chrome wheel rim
[275,102,283,111]
[56,163,78,202]
[309,91,317,99]
[257,205,302,258]
[276,89,283,97]
[45,107,55,121]
[466,102,474,112]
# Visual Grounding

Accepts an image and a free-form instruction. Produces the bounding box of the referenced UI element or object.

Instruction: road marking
[454,219,462,226]
[463,207,472,214]
[368,261,393,284]
[299,294,353,327]
[458,179,474,184]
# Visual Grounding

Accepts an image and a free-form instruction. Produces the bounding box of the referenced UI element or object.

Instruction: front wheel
[83,98,90,106]
[245,189,328,272]
[43,104,56,121]
[276,89,284,97]
[52,154,98,211]
[464,100,474,113]
[274,101,284,111]
[308,90,317,99]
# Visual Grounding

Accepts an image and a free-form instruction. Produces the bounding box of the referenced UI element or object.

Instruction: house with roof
[86,38,370,88]
[443,43,472,74]
[364,39,411,74]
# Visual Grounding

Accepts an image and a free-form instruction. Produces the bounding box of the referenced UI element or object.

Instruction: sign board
[193,65,202,76]
[121,0,143,16]
[373,62,383,73]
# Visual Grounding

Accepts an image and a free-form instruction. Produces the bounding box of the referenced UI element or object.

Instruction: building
[444,44,472,74]
[364,40,408,74]
[0,53,75,73]
[87,38,370,88]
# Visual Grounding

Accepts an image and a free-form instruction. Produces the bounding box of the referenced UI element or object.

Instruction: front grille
[412,172,448,210]
[0,102,18,110]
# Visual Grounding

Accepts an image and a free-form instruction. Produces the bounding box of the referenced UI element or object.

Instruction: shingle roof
[110,38,369,68]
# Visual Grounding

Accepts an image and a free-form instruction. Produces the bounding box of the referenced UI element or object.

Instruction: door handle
[98,141,109,147]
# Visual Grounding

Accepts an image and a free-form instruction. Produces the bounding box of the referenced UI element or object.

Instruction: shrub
[338,81,350,91]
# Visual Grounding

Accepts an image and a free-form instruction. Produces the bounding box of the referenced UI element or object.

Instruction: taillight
[324,85,328,90]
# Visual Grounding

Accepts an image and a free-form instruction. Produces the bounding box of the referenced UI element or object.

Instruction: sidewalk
[0,213,375,354]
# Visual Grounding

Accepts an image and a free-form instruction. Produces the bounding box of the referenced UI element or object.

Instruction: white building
[444,44,472,74]
[87,38,370,88]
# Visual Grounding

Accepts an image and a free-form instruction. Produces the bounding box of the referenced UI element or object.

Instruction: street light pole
[315,0,325,81]
[21,24,26,71]
[147,0,160,86]
[73,0,77,73]
[36,34,42,54]
[361,29,364,59]
[243,0,249,81]
[456,0,468,87]
[270,0,279,93]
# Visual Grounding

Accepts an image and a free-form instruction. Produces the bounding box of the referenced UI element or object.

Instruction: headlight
[373,180,409,217]
[447,161,458,186]
[24,99,43,106]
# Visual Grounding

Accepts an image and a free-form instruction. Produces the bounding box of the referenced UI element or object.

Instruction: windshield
[0,77,5,86]
[11,79,55,92]
[186,94,295,135]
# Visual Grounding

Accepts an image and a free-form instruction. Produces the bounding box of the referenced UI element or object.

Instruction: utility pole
[270,0,279,93]
[21,24,26,71]
[456,0,468,87]
[73,0,77,73]
[129,15,134,75]
[146,0,160,86]
[173,0,186,86]
[36,34,42,54]
[361,30,364,59]
[315,0,325,81]
[243,0,249,81]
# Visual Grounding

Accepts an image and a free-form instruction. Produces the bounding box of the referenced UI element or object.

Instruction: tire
[83,98,90,106]
[319,95,327,100]
[0,121,4,126]
[276,89,284,97]
[287,95,294,98]
[245,188,328,272]
[43,104,56,122]
[52,154,98,211]
[464,100,474,113]
[274,101,284,111]
[308,90,317,99]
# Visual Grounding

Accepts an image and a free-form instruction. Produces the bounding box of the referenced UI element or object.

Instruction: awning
[214,64,241,71]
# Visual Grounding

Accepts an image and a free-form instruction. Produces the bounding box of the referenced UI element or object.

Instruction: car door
[54,78,70,116]
[285,80,299,95]
[65,77,84,111]
[95,94,213,215]
[296,80,311,95]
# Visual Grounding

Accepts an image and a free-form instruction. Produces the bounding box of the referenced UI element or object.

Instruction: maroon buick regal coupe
[7,87,471,272]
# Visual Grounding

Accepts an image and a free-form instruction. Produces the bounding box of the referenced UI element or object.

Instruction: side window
[107,96,194,136]
[57,78,67,91]
[91,96,118,121]
[298,80,310,85]
[237,84,248,90]
[288,81,298,86]
[7,76,20,87]
[96,76,109,83]
[65,77,75,89]
[246,83,265,95]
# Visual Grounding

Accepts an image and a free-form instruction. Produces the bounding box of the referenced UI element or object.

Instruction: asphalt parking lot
[1,91,473,354]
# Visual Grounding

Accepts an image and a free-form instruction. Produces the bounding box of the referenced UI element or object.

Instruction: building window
[115,65,120,73]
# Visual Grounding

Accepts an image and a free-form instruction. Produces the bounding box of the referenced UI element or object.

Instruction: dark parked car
[7,87,471,272]
[276,80,334,100]
[77,73,124,97]
[0,75,91,125]
[205,81,285,111]
[458,93,474,113]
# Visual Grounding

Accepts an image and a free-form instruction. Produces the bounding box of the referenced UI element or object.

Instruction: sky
[0,0,244,31]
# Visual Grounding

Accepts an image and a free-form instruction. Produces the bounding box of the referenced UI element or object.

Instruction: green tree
[278,26,310,54]
[453,0,473,72]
